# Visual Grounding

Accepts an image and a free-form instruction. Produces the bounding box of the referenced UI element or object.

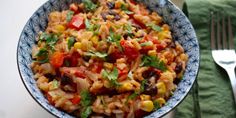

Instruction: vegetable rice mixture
[31,0,188,117]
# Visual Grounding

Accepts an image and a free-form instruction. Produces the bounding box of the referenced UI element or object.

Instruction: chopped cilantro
[140,79,147,93]
[146,23,162,32]
[39,32,59,50]
[82,0,97,12]
[102,67,120,87]
[66,10,74,22]
[126,80,148,104]
[124,24,134,37]
[80,90,92,107]
[141,55,167,71]
[153,101,161,110]
[140,41,153,47]
[85,51,108,59]
[107,28,122,51]
[81,106,92,118]
[80,90,92,118]
[85,19,101,34]
[67,37,75,50]
[36,48,49,63]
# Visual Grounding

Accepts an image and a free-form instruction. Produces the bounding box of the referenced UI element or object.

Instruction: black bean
[101,12,108,21]
[44,74,56,81]
[143,84,157,96]
[175,62,182,74]
[142,69,157,79]
[114,14,121,20]
[107,2,115,9]
[61,75,73,85]
[82,55,91,62]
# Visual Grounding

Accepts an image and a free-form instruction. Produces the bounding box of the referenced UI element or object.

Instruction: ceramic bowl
[17,0,200,117]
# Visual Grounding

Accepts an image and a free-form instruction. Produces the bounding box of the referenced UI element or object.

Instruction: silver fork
[211,12,236,104]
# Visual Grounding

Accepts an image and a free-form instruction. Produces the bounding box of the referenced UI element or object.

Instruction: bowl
[17,0,200,117]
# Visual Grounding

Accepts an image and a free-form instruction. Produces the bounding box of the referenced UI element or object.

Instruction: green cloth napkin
[175,0,236,118]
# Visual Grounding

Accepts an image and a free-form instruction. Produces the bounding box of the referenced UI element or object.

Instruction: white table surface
[0,0,183,118]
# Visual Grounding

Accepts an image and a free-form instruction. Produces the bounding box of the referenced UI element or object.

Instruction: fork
[211,12,236,104]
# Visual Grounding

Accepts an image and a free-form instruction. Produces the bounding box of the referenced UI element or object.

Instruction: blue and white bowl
[17,0,200,117]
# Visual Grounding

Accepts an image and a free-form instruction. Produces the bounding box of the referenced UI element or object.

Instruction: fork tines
[211,12,234,50]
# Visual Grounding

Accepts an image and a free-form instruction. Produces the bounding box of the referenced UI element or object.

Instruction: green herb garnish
[146,23,162,32]
[102,67,120,87]
[67,37,75,50]
[66,10,74,22]
[124,24,134,37]
[39,32,59,50]
[140,41,153,47]
[85,19,101,34]
[80,90,92,118]
[36,48,49,63]
[121,4,133,14]
[85,51,108,59]
[107,28,122,51]
[141,55,167,71]
[153,101,161,110]
[80,90,92,107]
[126,80,147,104]
[140,79,147,93]
[81,106,92,118]
[82,0,97,12]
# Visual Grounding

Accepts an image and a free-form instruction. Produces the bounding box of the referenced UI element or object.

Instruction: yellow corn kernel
[55,25,65,33]
[119,82,133,92]
[155,98,166,106]
[148,50,157,56]
[90,35,99,45]
[140,100,154,112]
[140,94,151,101]
[74,42,82,49]
[103,62,113,70]
[156,82,166,95]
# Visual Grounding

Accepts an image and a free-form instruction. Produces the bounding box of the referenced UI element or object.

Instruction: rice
[31,0,188,117]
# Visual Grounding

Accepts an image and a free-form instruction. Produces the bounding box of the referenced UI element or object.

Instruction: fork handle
[226,68,236,104]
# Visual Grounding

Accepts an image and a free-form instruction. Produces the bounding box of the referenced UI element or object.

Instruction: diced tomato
[70,95,81,104]
[50,52,65,68]
[121,40,140,60]
[63,51,80,67]
[69,3,79,13]
[70,51,80,67]
[90,61,103,73]
[156,43,165,51]
[108,50,124,63]
[68,15,85,30]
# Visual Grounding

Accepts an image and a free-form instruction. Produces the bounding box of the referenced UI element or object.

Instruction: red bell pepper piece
[68,15,85,30]
[50,52,65,68]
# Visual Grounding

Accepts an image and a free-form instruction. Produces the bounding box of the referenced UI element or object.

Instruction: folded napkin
[175,0,236,117]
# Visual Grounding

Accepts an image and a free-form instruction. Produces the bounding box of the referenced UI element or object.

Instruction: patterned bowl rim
[17,0,200,117]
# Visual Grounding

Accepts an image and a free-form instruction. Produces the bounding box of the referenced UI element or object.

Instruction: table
[0,0,183,117]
